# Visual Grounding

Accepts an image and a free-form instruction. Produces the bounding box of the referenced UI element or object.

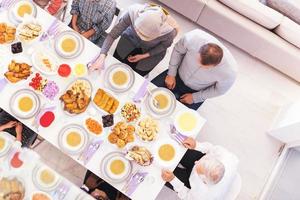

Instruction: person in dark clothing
[0,109,37,148]
[81,170,130,200]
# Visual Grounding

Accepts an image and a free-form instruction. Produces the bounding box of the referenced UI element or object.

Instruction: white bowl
[11,0,37,23]
[174,109,203,137]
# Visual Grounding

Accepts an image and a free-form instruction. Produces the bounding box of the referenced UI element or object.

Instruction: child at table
[33,0,64,16]
[0,109,37,148]
[81,170,130,200]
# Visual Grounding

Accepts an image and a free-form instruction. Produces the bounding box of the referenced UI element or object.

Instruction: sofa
[156,0,300,82]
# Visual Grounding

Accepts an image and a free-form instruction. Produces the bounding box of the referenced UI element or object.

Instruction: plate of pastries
[60,79,92,115]
[93,88,119,114]
[4,56,32,84]
[0,177,26,200]
[17,20,42,43]
[0,23,16,44]
[126,145,153,166]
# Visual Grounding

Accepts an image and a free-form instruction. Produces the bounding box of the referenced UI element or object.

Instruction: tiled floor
[33,0,300,199]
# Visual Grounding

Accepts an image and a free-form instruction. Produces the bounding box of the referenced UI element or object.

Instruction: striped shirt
[70,0,116,45]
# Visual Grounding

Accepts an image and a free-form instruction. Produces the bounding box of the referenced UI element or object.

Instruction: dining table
[0,132,94,200]
[0,3,206,200]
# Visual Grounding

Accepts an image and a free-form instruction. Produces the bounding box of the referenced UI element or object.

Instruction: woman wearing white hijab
[90,3,179,76]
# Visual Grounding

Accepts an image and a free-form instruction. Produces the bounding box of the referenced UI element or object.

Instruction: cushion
[266,0,300,25]
[275,16,300,48]
[218,0,283,29]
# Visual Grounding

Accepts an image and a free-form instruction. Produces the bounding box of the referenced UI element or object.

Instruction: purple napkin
[80,139,103,165]
[40,19,60,41]
[0,78,7,92]
[169,124,188,144]
[52,182,71,200]
[125,172,148,196]
[133,78,150,103]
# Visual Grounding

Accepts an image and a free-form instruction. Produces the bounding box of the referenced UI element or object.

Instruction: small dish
[174,109,203,137]
[0,133,13,157]
[31,49,59,76]
[30,191,52,200]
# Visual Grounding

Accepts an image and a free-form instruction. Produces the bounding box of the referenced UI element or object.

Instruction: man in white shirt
[152,29,237,110]
[161,137,239,200]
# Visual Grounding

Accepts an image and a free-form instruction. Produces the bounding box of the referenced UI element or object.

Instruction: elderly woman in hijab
[90,3,179,76]
[161,137,239,200]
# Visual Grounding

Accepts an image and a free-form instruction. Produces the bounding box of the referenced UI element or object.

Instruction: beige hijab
[128,3,179,41]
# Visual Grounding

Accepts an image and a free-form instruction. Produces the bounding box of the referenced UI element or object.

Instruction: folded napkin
[0,78,7,93]
[124,171,148,196]
[80,139,103,165]
[133,78,150,103]
[40,19,60,41]
[169,124,188,144]
[52,182,71,200]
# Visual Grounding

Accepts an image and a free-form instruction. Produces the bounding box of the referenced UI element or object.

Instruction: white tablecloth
[0,6,206,200]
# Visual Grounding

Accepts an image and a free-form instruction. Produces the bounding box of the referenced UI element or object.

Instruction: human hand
[85,174,99,190]
[183,137,196,149]
[72,24,80,33]
[161,170,175,182]
[89,54,106,71]
[91,189,108,200]
[81,31,90,39]
[165,75,176,90]
[180,93,194,104]
[15,123,23,135]
[3,121,17,129]
[127,54,149,63]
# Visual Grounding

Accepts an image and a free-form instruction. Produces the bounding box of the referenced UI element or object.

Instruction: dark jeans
[0,109,37,148]
[166,149,205,190]
[83,170,120,200]
[114,47,150,77]
[152,70,204,110]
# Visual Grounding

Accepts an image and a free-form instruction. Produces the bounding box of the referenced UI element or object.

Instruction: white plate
[32,165,60,192]
[31,49,59,76]
[54,30,84,59]
[92,88,121,115]
[10,0,37,23]
[103,63,135,93]
[83,116,106,138]
[154,139,180,167]
[174,109,203,137]
[30,191,53,200]
[100,152,132,183]
[145,87,176,119]
[9,89,41,119]
[3,55,32,85]
[0,133,13,157]
[16,17,43,44]
[58,124,89,155]
[60,78,92,116]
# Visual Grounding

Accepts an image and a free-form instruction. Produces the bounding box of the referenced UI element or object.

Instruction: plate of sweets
[0,23,16,44]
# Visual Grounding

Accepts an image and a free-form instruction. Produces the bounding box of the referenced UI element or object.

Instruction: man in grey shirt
[152,29,237,110]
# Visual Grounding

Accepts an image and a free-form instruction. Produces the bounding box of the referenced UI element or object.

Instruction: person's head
[91,189,109,200]
[198,43,223,69]
[134,5,169,41]
[195,155,225,185]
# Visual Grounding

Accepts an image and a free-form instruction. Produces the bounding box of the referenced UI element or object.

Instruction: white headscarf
[127,4,179,41]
